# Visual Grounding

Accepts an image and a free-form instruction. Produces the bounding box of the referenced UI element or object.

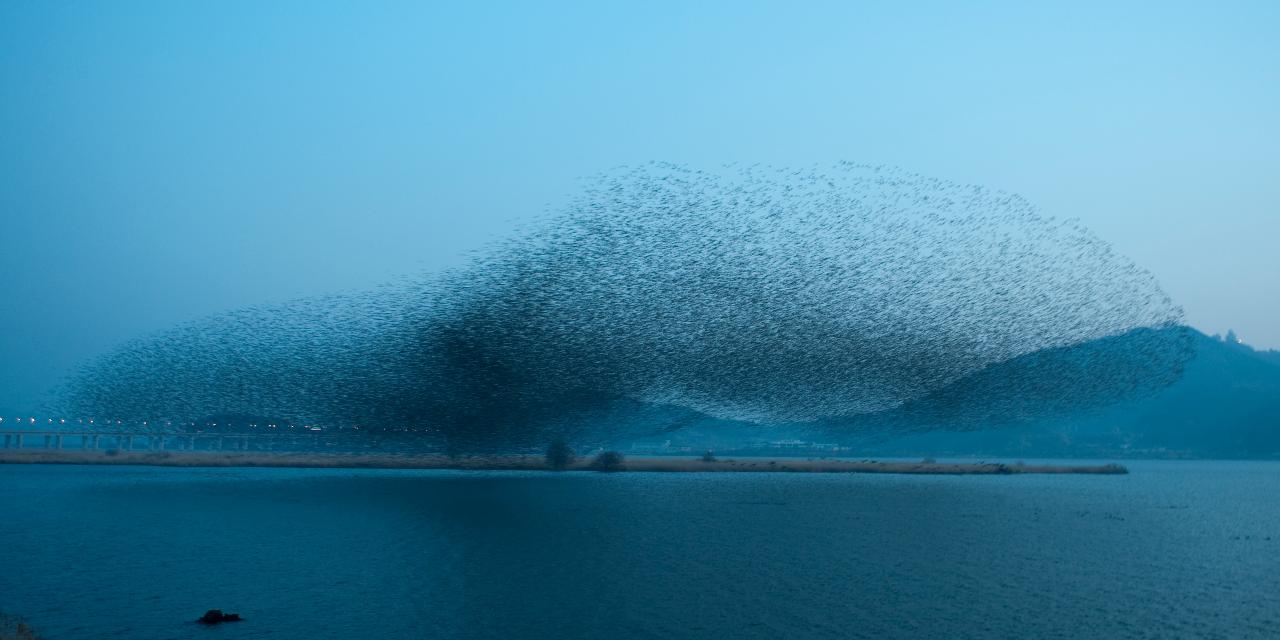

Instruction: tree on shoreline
[592,450,625,472]
[546,438,575,470]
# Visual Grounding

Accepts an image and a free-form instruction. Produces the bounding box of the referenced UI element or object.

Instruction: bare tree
[545,438,575,470]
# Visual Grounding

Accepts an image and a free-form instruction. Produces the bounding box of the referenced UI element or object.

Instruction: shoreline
[0,450,1128,475]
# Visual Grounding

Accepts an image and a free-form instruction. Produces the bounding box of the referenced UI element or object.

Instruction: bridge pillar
[90,435,99,450]
[54,435,63,449]
[217,436,225,451]
[124,435,133,451]
[155,435,164,451]
[14,434,21,449]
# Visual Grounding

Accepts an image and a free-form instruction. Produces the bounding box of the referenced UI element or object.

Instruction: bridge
[0,430,337,453]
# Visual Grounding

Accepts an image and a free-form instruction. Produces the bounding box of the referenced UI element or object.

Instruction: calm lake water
[2,461,1278,639]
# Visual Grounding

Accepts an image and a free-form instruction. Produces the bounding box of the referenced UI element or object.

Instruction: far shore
[0,450,1128,475]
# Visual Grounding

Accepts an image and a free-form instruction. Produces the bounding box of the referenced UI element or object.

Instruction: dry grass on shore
[0,449,1127,475]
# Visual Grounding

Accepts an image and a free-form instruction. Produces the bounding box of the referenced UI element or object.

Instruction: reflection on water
[2,462,1278,639]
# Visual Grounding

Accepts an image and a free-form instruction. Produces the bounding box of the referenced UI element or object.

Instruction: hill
[852,327,1280,458]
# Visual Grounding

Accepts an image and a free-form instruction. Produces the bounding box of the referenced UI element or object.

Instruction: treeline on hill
[840,328,1280,459]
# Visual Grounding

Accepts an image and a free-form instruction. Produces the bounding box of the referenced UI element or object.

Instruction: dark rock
[197,609,243,624]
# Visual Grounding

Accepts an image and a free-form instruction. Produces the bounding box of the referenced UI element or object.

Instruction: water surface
[2,461,1277,639]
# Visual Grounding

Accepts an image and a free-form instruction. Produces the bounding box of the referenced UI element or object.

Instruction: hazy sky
[2,1,1277,413]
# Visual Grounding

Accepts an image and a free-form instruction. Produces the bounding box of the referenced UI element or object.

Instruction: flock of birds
[60,163,1192,451]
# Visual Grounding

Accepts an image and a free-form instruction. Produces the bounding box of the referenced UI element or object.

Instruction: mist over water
[63,164,1189,450]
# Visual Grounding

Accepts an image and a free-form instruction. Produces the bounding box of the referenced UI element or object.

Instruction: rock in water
[197,609,243,624]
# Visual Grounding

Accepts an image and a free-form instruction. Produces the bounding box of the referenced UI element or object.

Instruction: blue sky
[2,0,1277,412]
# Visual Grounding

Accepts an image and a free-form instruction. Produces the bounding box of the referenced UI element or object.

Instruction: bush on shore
[592,451,625,472]
[545,439,575,470]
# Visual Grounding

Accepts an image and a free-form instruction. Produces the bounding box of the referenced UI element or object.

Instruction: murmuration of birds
[59,163,1193,452]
